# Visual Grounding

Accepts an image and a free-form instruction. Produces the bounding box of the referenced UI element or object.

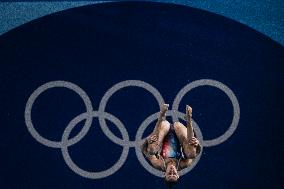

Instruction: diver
[141,104,201,188]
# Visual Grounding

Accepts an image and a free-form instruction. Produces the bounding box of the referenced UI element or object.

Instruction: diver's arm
[141,139,148,155]
[178,158,193,170]
[146,154,165,171]
[141,141,164,170]
[141,139,164,170]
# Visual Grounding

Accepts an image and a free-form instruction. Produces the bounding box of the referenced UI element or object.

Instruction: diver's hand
[189,137,199,147]
[146,135,160,155]
[147,135,158,144]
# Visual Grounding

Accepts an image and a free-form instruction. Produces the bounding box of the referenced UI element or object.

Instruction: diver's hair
[165,180,178,189]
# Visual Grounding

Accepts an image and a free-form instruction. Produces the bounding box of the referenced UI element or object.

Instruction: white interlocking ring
[172,79,240,147]
[98,80,165,147]
[24,81,93,148]
[61,111,129,179]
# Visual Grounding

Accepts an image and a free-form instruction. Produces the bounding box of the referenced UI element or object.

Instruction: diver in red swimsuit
[141,104,201,188]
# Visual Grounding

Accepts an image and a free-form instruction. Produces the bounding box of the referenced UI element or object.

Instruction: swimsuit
[160,124,183,159]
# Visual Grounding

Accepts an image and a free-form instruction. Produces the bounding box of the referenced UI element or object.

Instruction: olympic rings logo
[24,79,240,179]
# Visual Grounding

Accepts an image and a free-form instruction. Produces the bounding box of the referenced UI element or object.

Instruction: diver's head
[164,161,179,188]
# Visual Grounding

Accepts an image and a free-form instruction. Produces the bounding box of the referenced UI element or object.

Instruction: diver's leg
[144,104,170,155]
[152,104,168,131]
[151,120,170,144]
[174,122,197,159]
[174,106,197,159]
[152,104,170,143]
[186,105,194,139]
[185,105,200,151]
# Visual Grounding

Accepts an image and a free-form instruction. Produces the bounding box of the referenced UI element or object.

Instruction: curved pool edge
[0,1,283,46]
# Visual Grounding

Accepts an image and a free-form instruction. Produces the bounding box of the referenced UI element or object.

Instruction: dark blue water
[0,2,283,189]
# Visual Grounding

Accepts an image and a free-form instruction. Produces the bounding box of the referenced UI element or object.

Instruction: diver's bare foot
[186,105,192,117]
[184,105,192,122]
[161,104,169,116]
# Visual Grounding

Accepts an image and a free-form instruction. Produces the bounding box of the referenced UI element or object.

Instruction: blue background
[0,1,283,189]
[1,0,284,45]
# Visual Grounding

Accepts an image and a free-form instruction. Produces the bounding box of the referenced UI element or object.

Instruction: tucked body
[141,104,201,187]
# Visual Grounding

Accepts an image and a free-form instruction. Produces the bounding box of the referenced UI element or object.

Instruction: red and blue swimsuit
[160,124,183,159]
